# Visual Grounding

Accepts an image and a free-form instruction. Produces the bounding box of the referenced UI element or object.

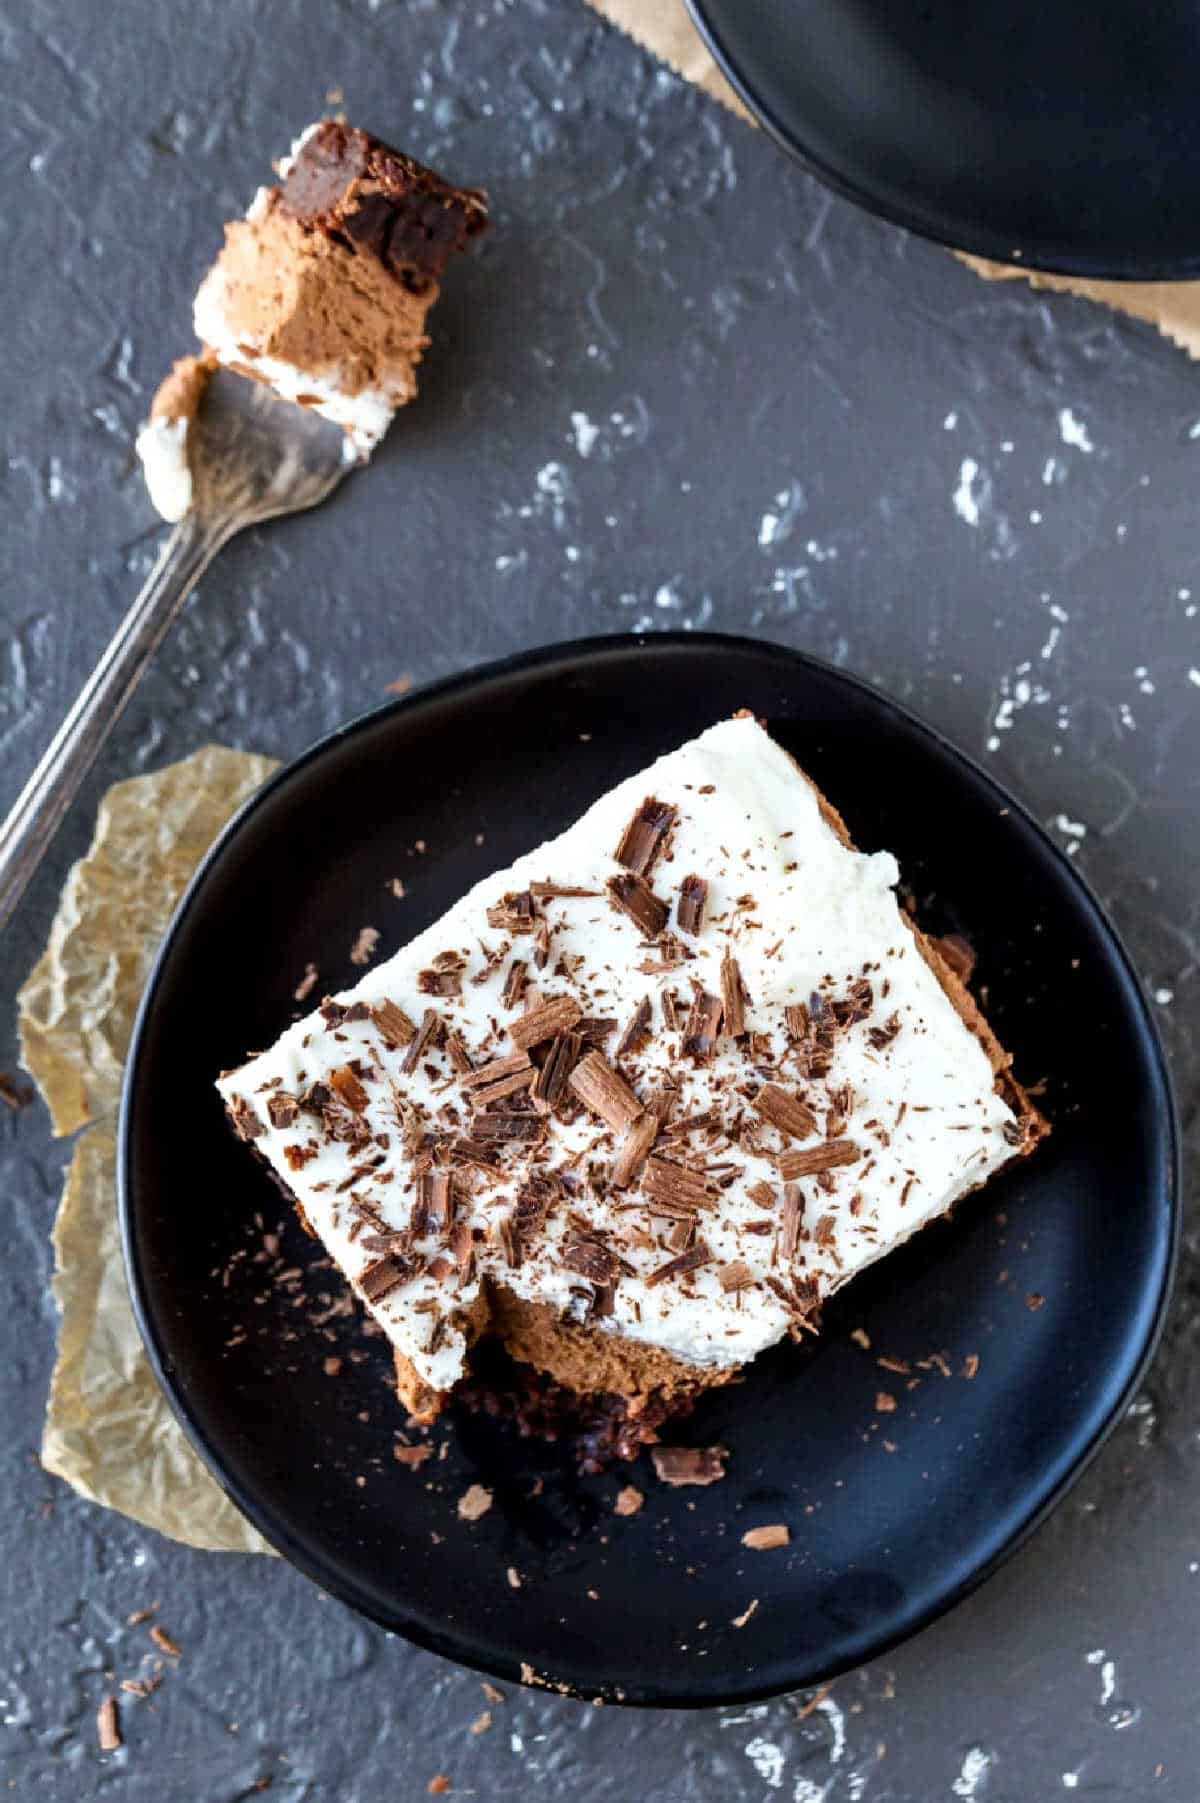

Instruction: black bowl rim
[686,0,1200,282]
[118,629,1180,1706]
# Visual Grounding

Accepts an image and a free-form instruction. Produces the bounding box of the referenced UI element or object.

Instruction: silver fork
[0,370,352,931]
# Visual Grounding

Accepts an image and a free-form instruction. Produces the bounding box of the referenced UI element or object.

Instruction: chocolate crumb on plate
[741,1524,790,1550]
[614,1485,644,1516]
[650,1444,727,1486]
[731,1598,759,1629]
[292,963,320,1003]
[457,1483,493,1521]
[96,1697,121,1752]
[349,925,381,966]
[148,1624,181,1658]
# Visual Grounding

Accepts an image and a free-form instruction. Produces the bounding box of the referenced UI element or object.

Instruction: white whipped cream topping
[217,717,1021,1395]
[134,415,193,522]
[193,269,391,458]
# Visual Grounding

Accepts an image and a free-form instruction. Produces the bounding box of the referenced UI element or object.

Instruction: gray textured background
[2,0,1198,1796]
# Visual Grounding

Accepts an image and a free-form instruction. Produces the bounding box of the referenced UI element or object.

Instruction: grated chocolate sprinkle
[720,951,747,1039]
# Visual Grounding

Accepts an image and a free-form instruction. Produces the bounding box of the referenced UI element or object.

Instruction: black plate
[688,0,1200,279]
[119,634,1177,1706]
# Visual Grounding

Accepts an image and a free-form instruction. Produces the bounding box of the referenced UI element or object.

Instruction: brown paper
[20,746,279,1554]
[587,0,1200,359]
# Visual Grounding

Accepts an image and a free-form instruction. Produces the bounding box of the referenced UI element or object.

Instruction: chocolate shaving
[510,994,583,1051]
[681,988,723,1061]
[778,1183,803,1259]
[449,1220,476,1282]
[661,989,680,1033]
[642,1155,715,1213]
[514,1175,559,1235]
[578,1015,618,1045]
[720,951,747,1039]
[329,1065,370,1113]
[360,1256,410,1302]
[371,998,418,1048]
[814,1213,837,1248]
[471,1066,537,1109]
[719,1260,755,1293]
[611,1109,658,1188]
[568,1051,643,1131]
[785,1003,810,1040]
[776,1140,862,1179]
[228,1096,264,1141]
[462,1051,530,1091]
[666,1216,697,1253]
[747,1179,776,1209]
[266,1092,299,1130]
[532,1031,582,1109]
[867,1011,902,1051]
[487,891,536,933]
[606,871,669,940]
[532,916,552,970]
[562,1237,620,1285]
[676,874,707,937]
[401,1008,443,1076]
[615,996,653,1060]
[501,959,528,1008]
[752,1083,818,1140]
[468,1110,547,1144]
[645,1239,713,1286]
[830,978,873,1027]
[418,964,463,997]
[529,881,600,898]
[411,1169,454,1236]
[497,1216,521,1268]
[443,1027,474,1073]
[615,796,677,876]
[650,1444,727,1486]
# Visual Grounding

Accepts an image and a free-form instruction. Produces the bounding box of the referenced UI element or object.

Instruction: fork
[0,370,353,931]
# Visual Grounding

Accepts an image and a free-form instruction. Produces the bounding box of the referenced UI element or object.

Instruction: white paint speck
[569,411,599,458]
[1062,1774,1079,1790]
[793,1781,830,1803]
[1154,987,1174,1006]
[1042,456,1061,486]
[1040,626,1061,660]
[510,1732,524,1753]
[953,459,982,527]
[745,1737,786,1788]
[1029,509,1043,524]
[1099,1660,1116,1706]
[816,1696,846,1765]
[952,1746,993,1798]
[1053,814,1087,842]
[1188,668,1200,688]
[758,482,805,550]
[1058,408,1094,453]
[944,411,958,430]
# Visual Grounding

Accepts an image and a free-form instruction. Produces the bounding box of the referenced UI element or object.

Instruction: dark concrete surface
[2,0,1198,1795]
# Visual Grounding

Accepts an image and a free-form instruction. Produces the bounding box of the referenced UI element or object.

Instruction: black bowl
[119,633,1177,1705]
[689,0,1200,279]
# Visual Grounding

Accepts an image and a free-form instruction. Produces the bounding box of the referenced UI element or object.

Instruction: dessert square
[217,714,1044,1428]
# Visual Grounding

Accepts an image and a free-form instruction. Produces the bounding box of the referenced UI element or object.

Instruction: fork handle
[0,511,230,932]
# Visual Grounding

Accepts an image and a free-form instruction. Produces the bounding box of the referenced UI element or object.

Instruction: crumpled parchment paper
[20,746,279,1553]
[590,0,1200,360]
